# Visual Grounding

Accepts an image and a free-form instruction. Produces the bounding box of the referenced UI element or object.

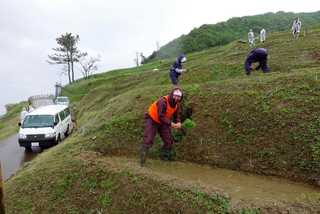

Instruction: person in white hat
[169,54,187,86]
[248,29,255,47]
[292,17,302,39]
[260,28,266,43]
[20,107,28,123]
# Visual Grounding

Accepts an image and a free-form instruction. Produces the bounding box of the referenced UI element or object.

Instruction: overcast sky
[0,0,318,115]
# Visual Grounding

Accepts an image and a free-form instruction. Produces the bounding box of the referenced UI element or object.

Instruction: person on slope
[20,107,28,123]
[140,88,183,166]
[292,17,302,39]
[169,54,187,86]
[248,29,255,47]
[260,28,266,43]
[244,48,270,75]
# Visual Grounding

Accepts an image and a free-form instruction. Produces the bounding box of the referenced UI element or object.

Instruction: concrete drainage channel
[96,156,320,210]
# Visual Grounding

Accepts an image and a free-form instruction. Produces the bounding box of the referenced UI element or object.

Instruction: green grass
[4,138,233,213]
[0,101,26,140]
[60,28,320,183]
[3,27,320,212]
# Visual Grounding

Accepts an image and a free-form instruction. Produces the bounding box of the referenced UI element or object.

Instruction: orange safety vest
[148,96,177,123]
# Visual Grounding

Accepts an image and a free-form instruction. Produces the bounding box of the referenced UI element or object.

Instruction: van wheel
[25,146,32,152]
[56,135,61,145]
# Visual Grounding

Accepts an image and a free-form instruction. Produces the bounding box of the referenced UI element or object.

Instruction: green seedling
[182,118,196,129]
[172,119,196,142]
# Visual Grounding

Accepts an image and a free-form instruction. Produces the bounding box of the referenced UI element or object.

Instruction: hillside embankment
[2,28,320,213]
[0,102,26,141]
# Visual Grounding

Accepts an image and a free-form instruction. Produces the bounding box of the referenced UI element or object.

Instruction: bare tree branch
[78,54,100,79]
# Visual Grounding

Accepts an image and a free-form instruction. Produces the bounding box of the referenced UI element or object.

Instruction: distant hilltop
[146,10,320,61]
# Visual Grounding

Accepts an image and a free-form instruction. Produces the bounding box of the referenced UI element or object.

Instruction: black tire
[55,134,61,145]
[24,146,33,152]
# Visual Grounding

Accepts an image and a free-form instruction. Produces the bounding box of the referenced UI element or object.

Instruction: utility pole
[156,41,160,58]
[55,82,62,98]
[0,162,5,214]
[135,52,140,67]
[140,52,146,65]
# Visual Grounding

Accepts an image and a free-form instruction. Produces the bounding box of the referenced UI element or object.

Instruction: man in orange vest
[140,88,183,166]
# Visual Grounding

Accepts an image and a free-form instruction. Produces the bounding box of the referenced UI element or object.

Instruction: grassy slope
[65,28,320,183]
[0,102,26,141]
[4,28,320,213]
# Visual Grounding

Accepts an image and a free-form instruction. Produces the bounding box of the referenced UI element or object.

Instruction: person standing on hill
[260,28,266,43]
[292,17,302,39]
[248,29,255,47]
[244,48,270,75]
[20,107,28,123]
[140,88,183,166]
[169,54,187,86]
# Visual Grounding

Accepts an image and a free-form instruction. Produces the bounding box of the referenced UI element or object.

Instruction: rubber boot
[160,148,174,161]
[140,145,148,167]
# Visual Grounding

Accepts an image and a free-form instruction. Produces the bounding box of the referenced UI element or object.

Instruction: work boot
[160,148,175,161]
[140,145,148,167]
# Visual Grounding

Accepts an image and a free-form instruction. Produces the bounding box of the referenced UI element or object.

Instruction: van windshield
[22,115,54,128]
[56,97,69,102]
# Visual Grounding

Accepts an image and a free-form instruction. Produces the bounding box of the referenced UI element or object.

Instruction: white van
[18,105,73,150]
[55,96,70,106]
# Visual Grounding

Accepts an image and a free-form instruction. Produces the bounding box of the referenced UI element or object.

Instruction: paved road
[0,135,37,180]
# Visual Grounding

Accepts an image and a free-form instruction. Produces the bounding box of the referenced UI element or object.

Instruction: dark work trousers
[169,71,180,85]
[143,113,173,150]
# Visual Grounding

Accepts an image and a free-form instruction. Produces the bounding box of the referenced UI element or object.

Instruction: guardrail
[0,162,5,214]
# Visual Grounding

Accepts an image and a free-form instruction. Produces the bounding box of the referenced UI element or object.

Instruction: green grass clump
[0,101,26,140]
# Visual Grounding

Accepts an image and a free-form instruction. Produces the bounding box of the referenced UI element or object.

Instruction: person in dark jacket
[244,48,270,75]
[140,88,183,166]
[169,54,187,85]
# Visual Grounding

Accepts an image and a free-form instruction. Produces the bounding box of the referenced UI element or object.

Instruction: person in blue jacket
[244,48,270,75]
[169,54,187,85]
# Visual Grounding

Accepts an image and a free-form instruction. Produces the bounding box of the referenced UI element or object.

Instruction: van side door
[59,110,67,136]
[64,108,72,131]
[54,114,61,140]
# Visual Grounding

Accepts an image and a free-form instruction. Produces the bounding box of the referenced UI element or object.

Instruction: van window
[23,115,54,128]
[56,97,69,103]
[59,111,65,121]
[64,108,70,117]
[55,114,60,123]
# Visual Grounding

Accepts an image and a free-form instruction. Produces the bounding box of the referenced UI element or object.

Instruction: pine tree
[48,33,84,84]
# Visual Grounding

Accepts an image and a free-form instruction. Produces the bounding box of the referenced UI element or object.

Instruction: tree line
[145,11,320,62]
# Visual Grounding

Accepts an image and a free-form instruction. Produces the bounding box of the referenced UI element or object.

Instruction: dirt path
[79,152,320,210]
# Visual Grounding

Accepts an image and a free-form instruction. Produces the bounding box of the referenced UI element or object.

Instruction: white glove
[175,68,185,74]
